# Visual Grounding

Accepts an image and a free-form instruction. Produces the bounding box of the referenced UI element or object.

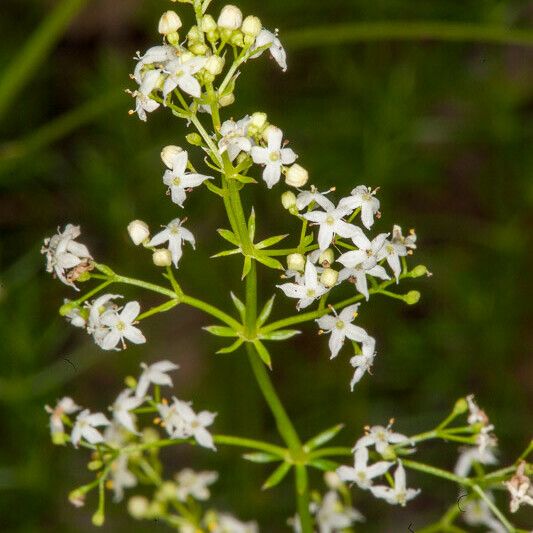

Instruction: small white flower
[127,220,150,245]
[337,231,389,270]
[253,29,287,72]
[132,69,161,122]
[504,461,533,514]
[316,304,371,359]
[163,56,207,99]
[135,360,179,399]
[41,224,92,289]
[296,186,335,212]
[71,409,110,448]
[174,399,217,450]
[63,300,87,328]
[157,399,189,437]
[354,423,411,455]
[217,5,243,30]
[133,45,178,84]
[350,338,377,390]
[175,468,218,501]
[392,224,417,249]
[454,444,498,478]
[110,454,137,502]
[463,495,506,533]
[45,397,81,441]
[377,231,410,282]
[370,461,420,506]
[111,389,144,434]
[304,204,359,251]
[466,394,491,426]
[337,262,390,301]
[313,490,365,533]
[86,293,121,345]
[162,149,213,207]
[148,218,195,268]
[218,116,253,161]
[251,126,297,188]
[339,186,380,229]
[99,301,146,351]
[277,260,328,310]
[211,513,258,533]
[337,446,392,489]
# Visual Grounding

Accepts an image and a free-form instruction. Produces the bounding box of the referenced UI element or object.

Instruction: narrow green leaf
[309,459,340,472]
[305,424,345,450]
[217,229,240,246]
[211,248,241,258]
[256,295,275,327]
[203,325,238,337]
[229,292,246,321]
[303,233,314,246]
[216,338,244,354]
[255,254,284,270]
[262,462,292,490]
[242,452,282,464]
[253,340,272,369]
[230,173,257,184]
[260,329,301,341]
[248,207,256,241]
[204,181,225,197]
[241,256,252,279]
[256,234,289,250]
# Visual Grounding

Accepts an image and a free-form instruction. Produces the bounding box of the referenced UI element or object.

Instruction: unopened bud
[219,93,235,107]
[189,42,208,55]
[128,496,149,520]
[404,290,421,305]
[285,164,309,188]
[160,145,182,168]
[324,471,342,490]
[87,460,103,471]
[152,249,172,267]
[156,481,178,501]
[127,220,150,246]
[287,253,305,272]
[187,25,203,44]
[158,11,182,35]
[229,31,244,47]
[205,55,225,76]
[241,15,262,37]
[92,510,105,527]
[68,489,86,508]
[281,191,297,210]
[146,501,165,520]
[124,375,137,389]
[320,268,338,288]
[318,248,334,267]
[142,427,160,444]
[248,112,268,135]
[201,14,217,33]
[186,133,203,146]
[453,398,469,415]
[217,5,242,30]
[410,264,429,278]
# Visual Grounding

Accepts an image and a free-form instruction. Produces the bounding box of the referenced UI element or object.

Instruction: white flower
[504,461,533,513]
[392,224,416,249]
[132,69,161,121]
[354,423,411,455]
[285,164,309,188]
[377,231,410,282]
[175,468,218,501]
[466,394,490,426]
[337,231,389,270]
[158,11,182,35]
[133,45,178,84]
[162,149,213,207]
[210,513,258,533]
[99,301,146,351]
[45,397,80,441]
[111,389,144,434]
[337,446,392,489]
[71,409,110,448]
[277,260,328,310]
[313,490,365,532]
[217,5,242,30]
[337,262,390,301]
[136,360,179,399]
[110,454,137,502]
[454,444,498,477]
[253,29,287,72]
[163,56,207,99]
[316,304,371,359]
[148,218,195,268]
[251,126,297,188]
[463,495,506,533]
[339,185,380,229]
[304,204,359,251]
[174,399,217,450]
[218,116,252,161]
[370,461,420,506]
[296,187,335,212]
[86,293,121,345]
[350,338,377,390]
[157,399,189,437]
[63,300,87,328]
[41,224,92,289]
[127,220,150,245]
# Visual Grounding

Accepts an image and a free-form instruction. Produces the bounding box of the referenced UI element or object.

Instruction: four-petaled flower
[277,260,328,310]
[174,399,217,450]
[253,29,287,72]
[162,56,207,99]
[354,423,411,455]
[71,409,110,447]
[45,397,80,442]
[313,490,365,533]
[350,338,377,390]
[296,187,335,212]
[175,468,218,502]
[339,185,380,229]
[370,461,420,506]
[135,360,179,399]
[99,300,146,351]
[218,117,253,161]
[337,446,392,489]
[111,389,144,434]
[132,69,161,122]
[148,218,195,268]
[303,204,358,251]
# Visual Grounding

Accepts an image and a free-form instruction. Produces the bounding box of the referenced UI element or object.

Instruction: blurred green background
[0,0,532,531]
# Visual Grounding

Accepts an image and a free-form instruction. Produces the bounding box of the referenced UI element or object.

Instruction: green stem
[402,459,471,486]
[472,484,515,532]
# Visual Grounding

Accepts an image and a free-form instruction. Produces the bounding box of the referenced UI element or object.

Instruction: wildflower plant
[42,1,533,531]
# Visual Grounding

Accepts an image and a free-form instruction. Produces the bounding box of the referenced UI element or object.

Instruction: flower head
[339,186,380,229]
[162,55,207,99]
[148,218,195,268]
[71,409,110,448]
[110,455,137,502]
[354,422,411,455]
[277,260,328,310]
[296,186,335,212]
[98,300,146,351]
[350,338,377,390]
[218,116,253,161]
[313,490,365,532]
[504,461,533,514]
[336,446,392,489]
[304,204,359,251]
[136,360,179,399]
[370,461,420,506]
[111,389,144,434]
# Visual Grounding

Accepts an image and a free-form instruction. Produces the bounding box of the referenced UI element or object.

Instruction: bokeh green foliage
[0,0,531,531]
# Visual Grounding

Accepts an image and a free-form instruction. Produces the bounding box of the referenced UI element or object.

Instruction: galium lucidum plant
[42,1,533,531]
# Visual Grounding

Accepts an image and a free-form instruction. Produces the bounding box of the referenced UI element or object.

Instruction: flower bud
[229,31,244,47]
[87,460,103,471]
[189,42,209,55]
[324,471,342,490]
[219,93,235,107]
[92,510,105,527]
[320,268,338,288]
[410,264,430,278]
[262,124,279,143]
[453,398,469,415]
[124,375,137,389]
[285,164,309,188]
[128,496,149,520]
[186,133,203,146]
[158,11,182,35]
[217,5,242,30]
[287,253,305,272]
[68,489,86,508]
[187,25,203,44]
[152,249,172,267]
[404,290,421,305]
[160,145,182,168]
[146,501,165,519]
[241,15,262,37]
[281,191,297,210]
[318,248,334,267]
[127,220,150,246]
[142,427,160,444]
[156,481,177,501]
[247,112,268,136]
[205,55,225,76]
[201,14,217,33]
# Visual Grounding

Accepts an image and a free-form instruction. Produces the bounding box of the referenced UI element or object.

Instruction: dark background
[0,0,531,531]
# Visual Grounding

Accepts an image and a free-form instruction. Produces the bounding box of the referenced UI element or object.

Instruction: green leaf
[256,234,289,250]
[253,340,272,369]
[241,256,252,279]
[262,462,291,490]
[260,329,301,341]
[216,338,244,354]
[230,292,246,321]
[309,459,340,472]
[242,452,282,464]
[303,233,314,246]
[203,325,238,337]
[230,173,257,184]
[255,254,284,270]
[256,295,275,327]
[305,424,345,450]
[248,208,256,241]
[204,181,225,197]
[220,73,237,97]
[217,229,240,246]
[211,248,241,258]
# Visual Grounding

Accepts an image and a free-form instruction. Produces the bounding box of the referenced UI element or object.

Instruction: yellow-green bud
[404,290,421,305]
[68,489,86,508]
[51,432,68,445]
[186,133,203,146]
[146,501,165,519]
[320,268,338,288]
[248,112,268,135]
[410,264,429,278]
[152,249,172,267]
[217,5,243,30]
[318,249,334,267]
[156,481,177,501]
[219,93,235,107]
[142,427,160,444]
[92,510,105,527]
[127,220,150,246]
[205,55,225,76]
[287,253,305,272]
[285,164,309,188]
[281,190,297,210]
[229,31,244,47]
[187,25,203,44]
[201,15,217,33]
[160,145,182,168]
[124,375,137,389]
[189,42,208,55]
[158,11,182,35]
[241,15,262,37]
[128,496,149,520]
[166,31,181,46]
[453,398,469,415]
[87,460,103,471]
[324,471,342,490]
